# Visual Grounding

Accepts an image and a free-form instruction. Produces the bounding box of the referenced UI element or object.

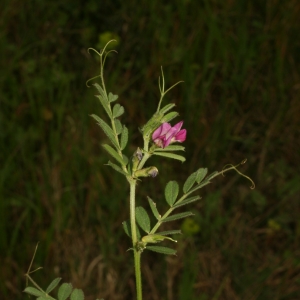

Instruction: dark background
[1,0,299,299]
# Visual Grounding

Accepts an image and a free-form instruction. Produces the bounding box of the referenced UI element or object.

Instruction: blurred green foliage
[0,0,299,299]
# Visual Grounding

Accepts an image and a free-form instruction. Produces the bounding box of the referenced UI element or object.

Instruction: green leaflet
[146,245,177,255]
[205,171,218,181]
[122,220,131,237]
[154,145,185,152]
[108,92,118,102]
[161,111,179,123]
[162,211,194,222]
[159,103,176,114]
[183,172,197,193]
[136,206,151,233]
[58,283,72,300]
[122,220,141,239]
[46,277,62,293]
[102,144,127,166]
[95,95,112,118]
[165,181,179,207]
[120,125,128,150]
[91,115,119,149]
[93,83,108,102]
[195,168,208,183]
[106,161,128,176]
[70,288,84,300]
[188,180,211,194]
[23,287,44,297]
[173,195,201,208]
[112,103,125,118]
[114,119,123,135]
[153,152,185,162]
[93,84,111,118]
[157,230,182,236]
[147,196,161,220]
[141,112,163,136]
[122,154,129,165]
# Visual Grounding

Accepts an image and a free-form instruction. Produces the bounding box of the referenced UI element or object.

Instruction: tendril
[86,41,118,87]
[222,159,255,189]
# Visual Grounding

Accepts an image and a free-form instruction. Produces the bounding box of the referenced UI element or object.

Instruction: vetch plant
[24,40,254,300]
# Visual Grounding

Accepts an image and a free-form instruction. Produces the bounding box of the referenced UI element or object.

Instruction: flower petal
[175,129,186,142]
[152,123,171,140]
[172,121,183,131]
[152,121,186,148]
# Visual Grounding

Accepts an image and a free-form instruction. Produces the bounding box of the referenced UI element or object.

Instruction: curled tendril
[86,74,101,87]
[86,40,118,87]
[221,159,255,189]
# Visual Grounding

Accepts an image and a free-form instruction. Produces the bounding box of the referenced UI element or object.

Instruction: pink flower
[152,121,187,148]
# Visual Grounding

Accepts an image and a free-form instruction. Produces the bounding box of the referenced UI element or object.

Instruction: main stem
[129,179,143,300]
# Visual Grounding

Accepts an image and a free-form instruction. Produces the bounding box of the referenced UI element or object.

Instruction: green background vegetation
[1,0,299,299]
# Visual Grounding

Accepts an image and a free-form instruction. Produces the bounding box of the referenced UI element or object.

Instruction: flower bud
[134,167,159,178]
[142,234,177,244]
[132,148,143,172]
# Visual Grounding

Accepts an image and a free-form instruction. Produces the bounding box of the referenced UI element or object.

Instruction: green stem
[129,179,143,300]
[137,152,150,170]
